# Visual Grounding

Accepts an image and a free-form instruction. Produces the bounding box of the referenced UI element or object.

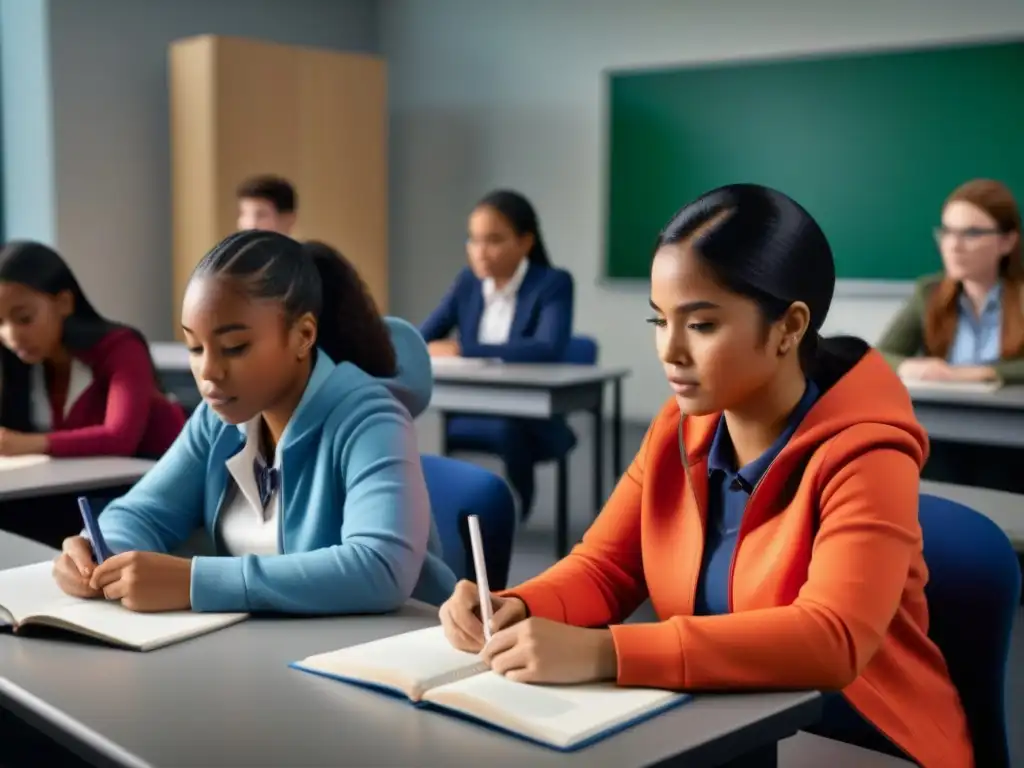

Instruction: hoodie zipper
[680,416,786,614]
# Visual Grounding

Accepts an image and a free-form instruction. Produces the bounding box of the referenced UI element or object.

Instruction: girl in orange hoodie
[438,184,974,767]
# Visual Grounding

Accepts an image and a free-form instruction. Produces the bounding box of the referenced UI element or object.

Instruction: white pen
[466,514,494,644]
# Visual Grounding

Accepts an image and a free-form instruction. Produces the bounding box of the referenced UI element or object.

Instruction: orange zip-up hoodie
[506,339,973,768]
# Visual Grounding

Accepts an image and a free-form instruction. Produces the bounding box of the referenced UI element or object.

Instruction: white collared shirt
[30,359,93,430]
[218,419,281,556]
[477,258,529,345]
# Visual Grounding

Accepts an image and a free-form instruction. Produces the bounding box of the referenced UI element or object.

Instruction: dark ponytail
[303,241,396,377]
[0,241,166,431]
[476,189,551,267]
[190,231,396,377]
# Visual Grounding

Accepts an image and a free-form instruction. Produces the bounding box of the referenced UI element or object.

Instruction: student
[236,175,297,236]
[52,234,456,614]
[878,178,1023,384]
[438,184,973,768]
[0,241,185,458]
[878,179,1022,492]
[420,190,575,518]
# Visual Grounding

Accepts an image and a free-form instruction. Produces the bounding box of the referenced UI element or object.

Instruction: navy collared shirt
[694,379,820,616]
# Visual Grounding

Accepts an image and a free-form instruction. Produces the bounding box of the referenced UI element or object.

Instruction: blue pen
[77,497,113,563]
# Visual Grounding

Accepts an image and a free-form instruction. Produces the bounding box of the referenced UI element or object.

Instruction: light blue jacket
[97,318,456,614]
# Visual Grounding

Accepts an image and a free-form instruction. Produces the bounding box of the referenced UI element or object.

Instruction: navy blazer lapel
[508,262,545,339]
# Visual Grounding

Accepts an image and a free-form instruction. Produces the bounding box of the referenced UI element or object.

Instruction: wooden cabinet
[169,35,387,337]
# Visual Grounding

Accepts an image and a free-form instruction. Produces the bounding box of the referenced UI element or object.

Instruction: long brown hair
[923,179,1024,359]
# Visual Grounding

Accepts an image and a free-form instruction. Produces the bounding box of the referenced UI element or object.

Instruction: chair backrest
[919,494,1021,768]
[564,335,598,365]
[421,454,516,591]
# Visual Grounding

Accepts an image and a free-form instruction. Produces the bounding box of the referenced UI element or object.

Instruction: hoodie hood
[379,316,433,418]
[680,336,928,472]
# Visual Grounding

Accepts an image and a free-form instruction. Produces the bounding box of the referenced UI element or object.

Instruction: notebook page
[900,378,1001,394]
[425,672,685,749]
[47,601,247,651]
[0,455,51,471]
[0,561,80,624]
[297,625,487,698]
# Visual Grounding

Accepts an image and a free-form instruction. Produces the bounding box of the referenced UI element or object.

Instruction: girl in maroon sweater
[0,241,185,459]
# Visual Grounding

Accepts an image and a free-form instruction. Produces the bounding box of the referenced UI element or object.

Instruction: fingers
[490,597,526,633]
[62,536,96,578]
[479,623,520,665]
[446,580,485,644]
[52,554,101,599]
[440,603,484,653]
[89,551,133,590]
[101,577,128,602]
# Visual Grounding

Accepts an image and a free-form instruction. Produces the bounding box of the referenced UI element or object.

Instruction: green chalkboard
[606,40,1024,281]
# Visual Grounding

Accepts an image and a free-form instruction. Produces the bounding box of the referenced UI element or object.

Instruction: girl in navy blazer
[421,190,576,520]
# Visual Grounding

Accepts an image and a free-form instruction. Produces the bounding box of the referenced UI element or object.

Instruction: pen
[466,514,493,643]
[78,497,113,564]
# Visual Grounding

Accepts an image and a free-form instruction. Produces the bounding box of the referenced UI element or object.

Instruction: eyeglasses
[933,225,1005,243]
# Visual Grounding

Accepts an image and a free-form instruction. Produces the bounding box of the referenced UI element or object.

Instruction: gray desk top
[0,534,820,768]
[907,383,1024,409]
[921,480,1024,547]
[432,363,631,387]
[0,457,154,501]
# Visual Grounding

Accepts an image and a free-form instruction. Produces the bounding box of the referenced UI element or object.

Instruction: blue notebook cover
[290,659,691,752]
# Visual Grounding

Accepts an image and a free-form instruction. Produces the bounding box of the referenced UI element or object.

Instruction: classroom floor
[494,417,1024,767]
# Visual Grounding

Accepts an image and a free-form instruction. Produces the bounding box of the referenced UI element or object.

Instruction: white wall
[2,0,378,340]
[381,0,1024,421]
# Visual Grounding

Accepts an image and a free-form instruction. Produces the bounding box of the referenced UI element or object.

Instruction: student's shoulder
[84,327,152,371]
[316,365,414,437]
[536,264,574,289]
[911,273,945,302]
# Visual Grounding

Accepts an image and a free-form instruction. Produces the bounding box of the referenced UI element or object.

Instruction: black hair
[656,183,836,373]
[475,189,551,266]
[236,175,297,214]
[190,231,396,377]
[0,241,165,431]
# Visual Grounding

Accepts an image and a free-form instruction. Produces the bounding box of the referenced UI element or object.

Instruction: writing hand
[439,579,527,652]
[89,551,192,612]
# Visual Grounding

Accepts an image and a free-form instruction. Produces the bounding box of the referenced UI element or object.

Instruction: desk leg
[591,388,605,515]
[556,457,569,557]
[612,379,624,479]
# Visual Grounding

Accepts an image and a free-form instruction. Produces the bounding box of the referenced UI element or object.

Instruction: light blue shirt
[947,284,1002,365]
[97,318,456,614]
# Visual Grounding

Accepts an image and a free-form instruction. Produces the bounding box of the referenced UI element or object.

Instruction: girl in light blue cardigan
[52,233,456,614]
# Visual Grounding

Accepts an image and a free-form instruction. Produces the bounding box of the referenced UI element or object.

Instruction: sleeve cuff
[190,555,247,612]
[498,582,567,622]
[609,621,687,689]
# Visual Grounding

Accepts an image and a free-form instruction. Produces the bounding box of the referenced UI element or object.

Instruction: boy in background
[236,175,297,236]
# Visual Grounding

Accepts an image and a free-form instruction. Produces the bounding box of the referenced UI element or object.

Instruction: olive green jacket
[876,273,1024,384]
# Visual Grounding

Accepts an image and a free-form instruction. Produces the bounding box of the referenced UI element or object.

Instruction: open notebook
[901,377,1002,394]
[292,625,689,751]
[0,561,247,651]
[0,455,51,471]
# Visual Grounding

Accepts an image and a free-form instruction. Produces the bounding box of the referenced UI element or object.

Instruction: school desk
[908,384,1024,449]
[0,531,821,768]
[0,458,154,502]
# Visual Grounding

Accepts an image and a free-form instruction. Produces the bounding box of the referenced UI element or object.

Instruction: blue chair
[442,335,599,557]
[421,454,516,591]
[917,494,1020,767]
